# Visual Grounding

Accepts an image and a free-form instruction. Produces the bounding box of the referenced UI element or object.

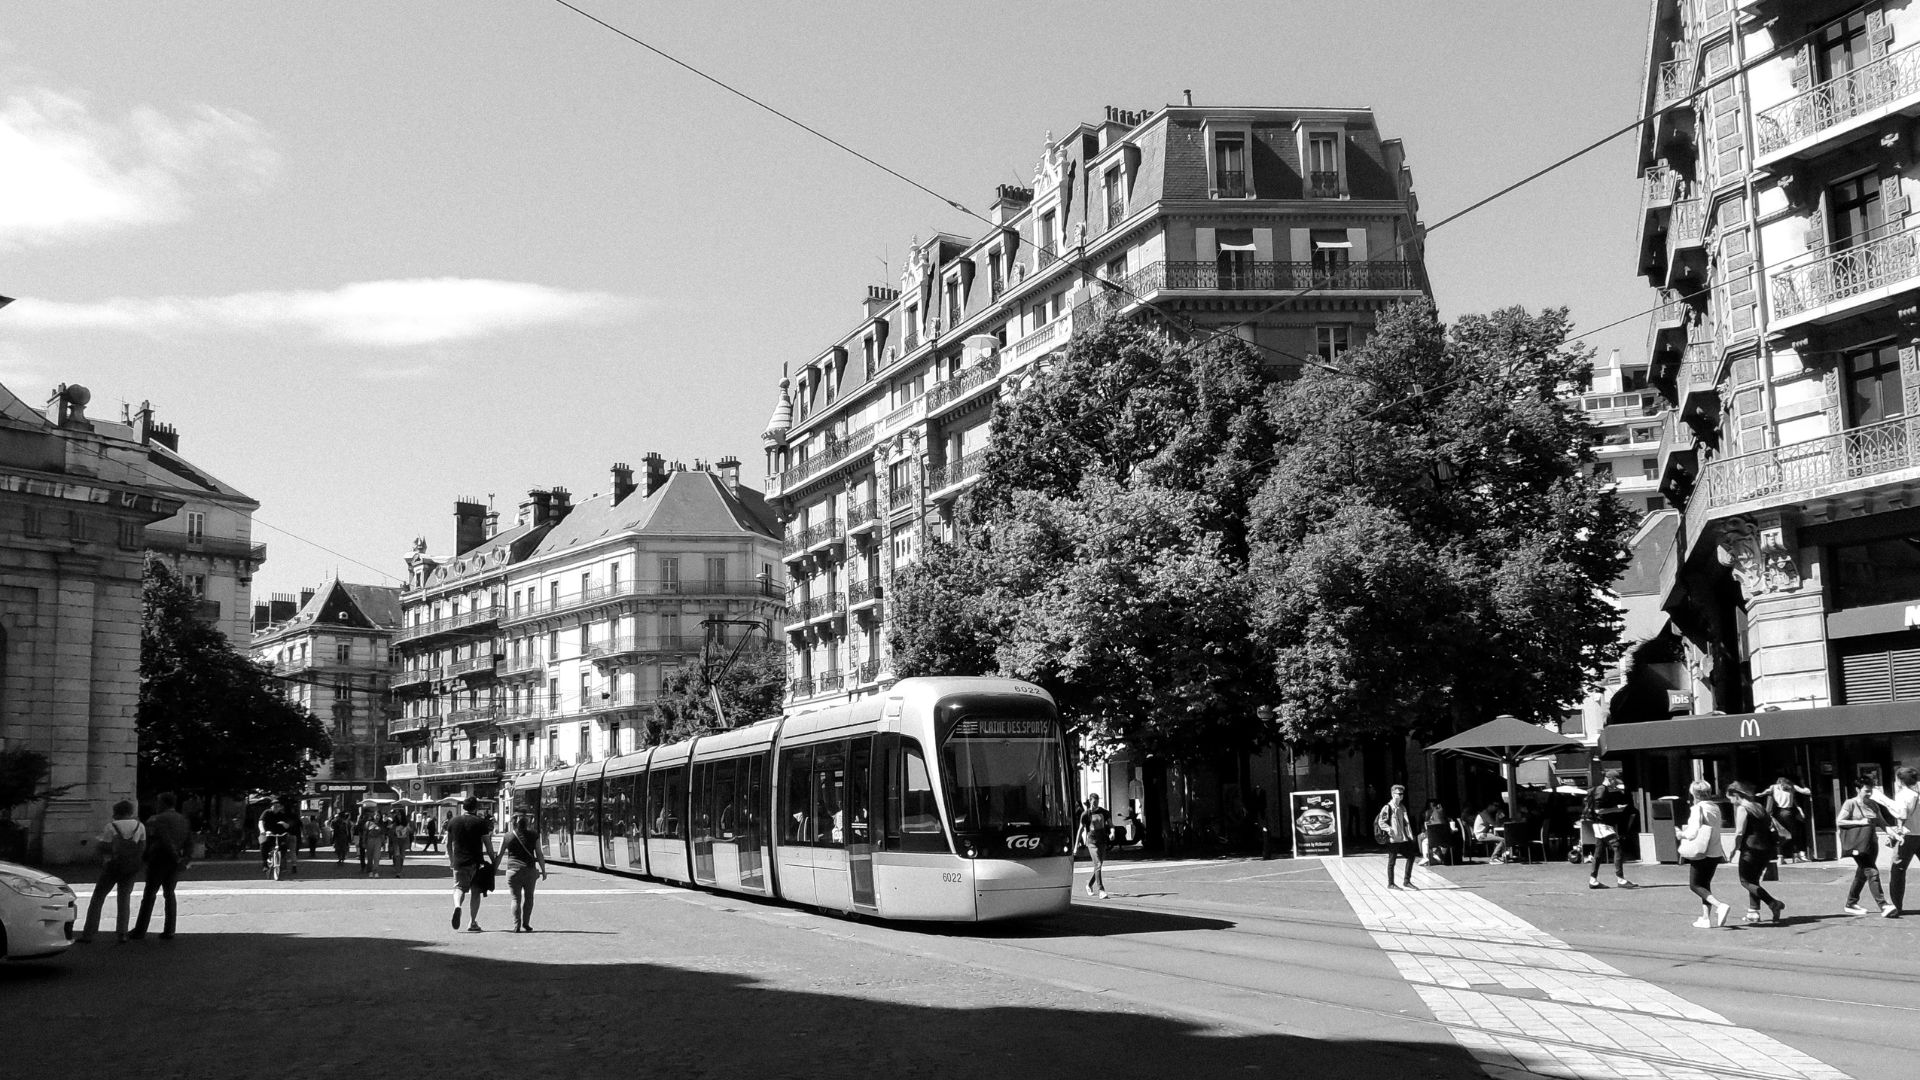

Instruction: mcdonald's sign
[1737,717,1761,739]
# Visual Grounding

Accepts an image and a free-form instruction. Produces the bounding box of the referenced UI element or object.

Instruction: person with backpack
[130,793,193,940]
[1726,782,1785,924]
[1838,774,1896,916]
[1583,770,1639,890]
[1765,776,1810,863]
[1376,785,1418,889]
[78,799,146,944]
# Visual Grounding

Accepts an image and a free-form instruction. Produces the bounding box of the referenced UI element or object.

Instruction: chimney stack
[990,184,1033,225]
[299,587,315,609]
[644,452,668,496]
[716,456,741,495]
[454,498,487,554]
[549,486,574,524]
[522,488,553,527]
[863,284,899,319]
[611,462,636,504]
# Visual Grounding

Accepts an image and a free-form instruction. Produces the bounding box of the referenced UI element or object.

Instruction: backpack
[104,821,144,875]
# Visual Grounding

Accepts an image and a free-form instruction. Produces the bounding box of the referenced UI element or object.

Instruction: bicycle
[267,834,295,881]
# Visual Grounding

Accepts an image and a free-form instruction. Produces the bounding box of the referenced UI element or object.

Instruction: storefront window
[1830,536,1920,609]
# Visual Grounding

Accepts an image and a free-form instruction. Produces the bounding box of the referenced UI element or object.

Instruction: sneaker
[451,908,463,930]
[1691,916,1712,929]
[1403,882,1417,890]
[1588,880,1606,890]
[1615,880,1639,889]
[1386,882,1402,890]
[1742,911,1761,924]
[1769,900,1786,924]
[465,924,483,933]
[1711,900,1732,927]
[1884,904,1902,918]
[1098,891,1109,900]
[1844,904,1870,915]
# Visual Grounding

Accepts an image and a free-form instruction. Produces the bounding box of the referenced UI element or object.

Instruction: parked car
[0,860,76,960]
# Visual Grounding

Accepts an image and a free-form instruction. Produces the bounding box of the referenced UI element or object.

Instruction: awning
[1599,701,1920,754]
[1314,240,1353,249]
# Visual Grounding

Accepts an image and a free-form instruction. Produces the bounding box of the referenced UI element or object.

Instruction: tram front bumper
[973,856,1072,921]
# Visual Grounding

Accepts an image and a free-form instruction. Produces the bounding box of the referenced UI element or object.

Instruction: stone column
[1718,512,1829,709]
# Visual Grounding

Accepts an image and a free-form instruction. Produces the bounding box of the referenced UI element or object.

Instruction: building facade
[1616,0,1920,840]
[760,103,1430,712]
[250,579,399,787]
[386,457,784,803]
[1,383,185,862]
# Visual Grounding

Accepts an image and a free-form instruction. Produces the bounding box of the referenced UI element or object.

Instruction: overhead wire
[251,517,403,585]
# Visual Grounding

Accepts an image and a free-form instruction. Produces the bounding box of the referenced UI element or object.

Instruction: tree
[0,747,71,862]
[890,316,1278,764]
[1248,300,1635,747]
[656,639,788,741]
[139,556,331,799]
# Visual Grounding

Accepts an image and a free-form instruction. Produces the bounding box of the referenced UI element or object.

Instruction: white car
[0,860,77,960]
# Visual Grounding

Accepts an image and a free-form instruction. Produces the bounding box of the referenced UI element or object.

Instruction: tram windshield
[941,714,1069,832]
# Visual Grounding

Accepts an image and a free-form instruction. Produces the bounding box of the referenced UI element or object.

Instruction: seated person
[1473,802,1511,862]
[1420,799,1454,866]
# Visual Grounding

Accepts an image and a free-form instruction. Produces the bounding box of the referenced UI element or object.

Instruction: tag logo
[1005,834,1041,851]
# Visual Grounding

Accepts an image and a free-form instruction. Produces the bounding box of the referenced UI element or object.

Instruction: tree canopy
[1248,300,1634,746]
[139,556,331,799]
[656,637,789,741]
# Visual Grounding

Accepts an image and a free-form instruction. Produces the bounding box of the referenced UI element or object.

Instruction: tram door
[848,735,877,912]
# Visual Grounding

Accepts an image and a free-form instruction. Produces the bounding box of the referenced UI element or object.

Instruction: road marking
[1322,857,1850,1080]
[69,887,648,898]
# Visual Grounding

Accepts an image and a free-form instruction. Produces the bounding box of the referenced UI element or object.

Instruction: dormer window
[1214,135,1247,198]
[1297,122,1348,199]
[988,249,1004,299]
[1038,210,1057,257]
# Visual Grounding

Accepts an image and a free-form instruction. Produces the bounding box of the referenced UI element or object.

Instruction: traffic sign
[407,779,426,796]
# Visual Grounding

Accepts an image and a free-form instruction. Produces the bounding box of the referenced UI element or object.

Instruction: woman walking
[503,814,548,932]
[357,804,385,878]
[330,809,353,865]
[1376,785,1418,889]
[388,807,411,872]
[1839,775,1897,916]
[1678,779,1730,928]
[78,800,146,944]
[1726,782,1785,924]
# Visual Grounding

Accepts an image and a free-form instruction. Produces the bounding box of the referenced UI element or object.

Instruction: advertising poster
[1291,789,1343,857]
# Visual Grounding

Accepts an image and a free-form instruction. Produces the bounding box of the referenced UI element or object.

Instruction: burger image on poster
[1295,806,1336,837]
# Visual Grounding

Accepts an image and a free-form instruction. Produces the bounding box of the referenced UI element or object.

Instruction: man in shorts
[1871,767,1920,917]
[1077,794,1112,900]
[446,797,497,932]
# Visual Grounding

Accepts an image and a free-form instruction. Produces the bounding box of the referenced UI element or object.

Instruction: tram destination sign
[950,717,1054,738]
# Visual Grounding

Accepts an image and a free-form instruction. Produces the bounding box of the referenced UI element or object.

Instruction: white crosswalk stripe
[1322,857,1849,1080]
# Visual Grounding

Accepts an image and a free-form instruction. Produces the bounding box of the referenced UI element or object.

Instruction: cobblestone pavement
[9,851,1912,1080]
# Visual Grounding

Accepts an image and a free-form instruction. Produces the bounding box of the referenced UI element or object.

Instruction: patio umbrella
[1427,714,1585,824]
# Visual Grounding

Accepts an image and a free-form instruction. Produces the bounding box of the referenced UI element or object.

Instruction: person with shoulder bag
[130,793,194,940]
[1584,770,1638,890]
[388,807,412,872]
[1838,774,1896,916]
[1375,785,1418,889]
[503,813,548,932]
[78,799,147,943]
[1725,783,1784,925]
[1676,780,1730,928]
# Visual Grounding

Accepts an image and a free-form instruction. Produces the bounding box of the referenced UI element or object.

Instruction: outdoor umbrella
[1427,714,1585,826]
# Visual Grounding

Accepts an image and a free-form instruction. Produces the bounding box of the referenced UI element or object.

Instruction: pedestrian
[1584,769,1639,890]
[330,808,352,864]
[502,813,547,932]
[1077,794,1111,900]
[1838,774,1895,917]
[388,806,412,872]
[1376,785,1417,889]
[258,797,296,874]
[358,804,385,878]
[303,811,321,857]
[1677,779,1730,928]
[423,814,440,854]
[447,796,497,932]
[130,793,193,941]
[1473,801,1511,863]
[1869,766,1920,917]
[78,799,146,944]
[1420,799,1453,866]
[1765,776,1810,862]
[1726,782,1785,924]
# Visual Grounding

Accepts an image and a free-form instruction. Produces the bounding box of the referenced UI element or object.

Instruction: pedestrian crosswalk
[1322,857,1849,1080]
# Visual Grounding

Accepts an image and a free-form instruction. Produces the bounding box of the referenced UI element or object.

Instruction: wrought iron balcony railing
[1770,223,1920,322]
[448,705,500,727]
[1656,56,1696,109]
[1690,414,1920,531]
[1215,170,1247,198]
[393,605,502,643]
[1105,197,1126,228]
[846,499,878,531]
[1643,165,1679,210]
[387,715,429,735]
[857,658,883,684]
[789,677,815,697]
[1308,170,1341,198]
[887,482,916,509]
[927,451,985,493]
[143,532,268,563]
[817,670,845,694]
[447,653,497,678]
[848,578,883,605]
[777,425,876,491]
[926,353,1002,411]
[1158,261,1420,291]
[1668,199,1705,251]
[391,666,440,689]
[1756,43,1920,157]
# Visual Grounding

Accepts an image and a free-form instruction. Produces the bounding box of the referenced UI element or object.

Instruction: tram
[510,676,1074,922]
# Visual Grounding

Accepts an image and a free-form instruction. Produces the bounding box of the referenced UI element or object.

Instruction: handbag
[473,856,498,895]
[1676,806,1710,860]
[1839,798,1880,855]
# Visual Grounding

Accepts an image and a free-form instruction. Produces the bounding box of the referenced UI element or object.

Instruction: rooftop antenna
[876,242,888,282]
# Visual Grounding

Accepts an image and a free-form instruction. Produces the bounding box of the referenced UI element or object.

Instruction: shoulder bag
[1676,805,1711,860]
[1839,798,1880,856]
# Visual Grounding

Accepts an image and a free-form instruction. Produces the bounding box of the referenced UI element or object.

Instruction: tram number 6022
[941,872,963,884]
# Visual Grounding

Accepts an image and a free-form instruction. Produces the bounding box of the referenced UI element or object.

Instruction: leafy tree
[1248,300,1634,747]
[139,556,331,799]
[0,747,71,862]
[890,316,1278,764]
[656,640,788,740]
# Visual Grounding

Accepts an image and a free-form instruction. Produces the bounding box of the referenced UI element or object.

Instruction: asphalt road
[3,851,1909,1080]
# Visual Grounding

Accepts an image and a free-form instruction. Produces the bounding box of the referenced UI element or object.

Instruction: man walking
[1585,770,1639,890]
[130,793,193,940]
[446,797,497,932]
[1871,767,1920,917]
[1077,794,1111,900]
[1377,784,1417,890]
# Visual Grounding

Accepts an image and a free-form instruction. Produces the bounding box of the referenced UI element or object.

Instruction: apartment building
[251,579,399,786]
[386,457,784,803]
[1610,0,1920,835]
[760,102,1430,709]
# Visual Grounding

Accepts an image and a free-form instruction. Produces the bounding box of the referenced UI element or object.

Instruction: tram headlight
[962,843,978,859]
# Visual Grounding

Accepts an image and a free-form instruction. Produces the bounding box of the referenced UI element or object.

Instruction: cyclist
[258,797,298,877]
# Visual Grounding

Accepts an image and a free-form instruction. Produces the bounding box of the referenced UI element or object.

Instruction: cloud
[0,84,277,247]
[2,279,643,347]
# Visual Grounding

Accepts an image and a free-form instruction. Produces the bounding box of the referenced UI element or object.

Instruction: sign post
[1290,789,1343,858]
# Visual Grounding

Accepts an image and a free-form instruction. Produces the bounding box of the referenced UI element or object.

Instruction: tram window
[813,743,847,848]
[691,763,711,845]
[740,755,765,850]
[902,741,939,833]
[847,738,872,846]
[575,782,597,838]
[648,767,685,838]
[625,776,646,867]
[782,745,814,843]
[603,777,629,846]
[712,759,739,840]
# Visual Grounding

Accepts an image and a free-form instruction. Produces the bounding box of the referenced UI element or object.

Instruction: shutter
[1252,227,1274,261]
[1789,46,1812,92]
[1868,9,1895,60]
[1347,227,1370,262]
[1290,228,1312,264]
[1194,226,1216,263]
[1803,210,1826,254]
[1842,649,1895,704]
[1886,174,1911,220]
[1894,647,1920,700]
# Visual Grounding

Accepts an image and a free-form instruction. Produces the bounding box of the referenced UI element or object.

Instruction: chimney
[522,488,553,527]
[863,284,899,319]
[610,462,636,504]
[716,455,741,495]
[485,495,500,538]
[299,587,315,609]
[454,498,487,554]
[1183,89,1193,106]
[549,486,574,524]
[270,593,297,624]
[252,602,272,632]
[990,184,1033,226]
[644,452,668,496]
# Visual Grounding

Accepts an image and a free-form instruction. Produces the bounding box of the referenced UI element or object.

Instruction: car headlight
[0,871,64,899]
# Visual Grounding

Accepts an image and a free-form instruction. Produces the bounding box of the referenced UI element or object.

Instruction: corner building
[761,103,1430,714]
[1613,0,1920,847]
[250,579,399,788]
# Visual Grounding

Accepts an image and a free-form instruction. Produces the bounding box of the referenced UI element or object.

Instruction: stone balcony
[1755,42,1920,168]
[1769,222,1920,333]
[1685,414,1920,555]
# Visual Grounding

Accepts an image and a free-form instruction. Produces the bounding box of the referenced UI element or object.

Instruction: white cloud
[0,85,277,247]
[3,279,643,347]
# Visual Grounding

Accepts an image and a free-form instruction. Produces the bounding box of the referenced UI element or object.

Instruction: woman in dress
[1677,779,1729,928]
[502,813,547,932]
[1837,774,1896,916]
[1725,782,1784,924]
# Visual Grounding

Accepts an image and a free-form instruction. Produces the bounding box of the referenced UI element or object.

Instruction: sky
[0,1,1653,600]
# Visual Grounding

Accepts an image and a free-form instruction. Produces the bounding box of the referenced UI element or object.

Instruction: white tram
[510,676,1074,922]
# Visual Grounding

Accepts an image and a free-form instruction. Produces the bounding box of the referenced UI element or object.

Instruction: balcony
[788,676,815,698]
[390,666,441,690]
[1688,415,1920,545]
[1156,260,1422,292]
[880,395,926,439]
[776,424,876,494]
[927,451,985,497]
[393,605,502,644]
[785,596,824,629]
[1655,55,1696,110]
[1769,222,1920,332]
[499,654,543,678]
[809,593,846,626]
[805,518,845,554]
[1105,197,1126,230]
[1677,348,1721,423]
[857,658,883,685]
[1755,44,1920,167]
[1308,170,1342,199]
[1650,287,1690,358]
[447,652,497,679]
[817,670,845,694]
[846,499,879,536]
[1214,170,1247,198]
[847,578,883,611]
[887,482,916,513]
[416,756,504,781]
[387,715,429,736]
[447,705,500,729]
[143,532,268,565]
[506,577,782,623]
[925,352,1002,416]
[1656,409,1698,498]
[1665,200,1707,286]
[1008,318,1069,364]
